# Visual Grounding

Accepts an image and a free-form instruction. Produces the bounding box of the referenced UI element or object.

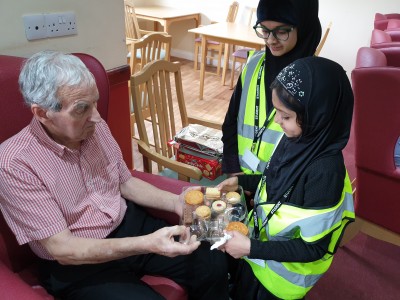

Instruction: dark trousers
[39,201,229,300]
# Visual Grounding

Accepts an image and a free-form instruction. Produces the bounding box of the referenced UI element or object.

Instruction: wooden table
[189,22,265,100]
[135,6,200,34]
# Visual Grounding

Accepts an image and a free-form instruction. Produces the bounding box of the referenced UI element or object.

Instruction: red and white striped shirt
[0,118,132,260]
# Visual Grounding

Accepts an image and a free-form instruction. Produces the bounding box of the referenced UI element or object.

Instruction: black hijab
[256,0,322,116]
[265,56,354,202]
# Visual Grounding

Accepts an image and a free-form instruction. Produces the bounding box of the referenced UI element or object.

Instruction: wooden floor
[132,57,236,172]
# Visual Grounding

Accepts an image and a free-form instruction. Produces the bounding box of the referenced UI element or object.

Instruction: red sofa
[0,53,189,299]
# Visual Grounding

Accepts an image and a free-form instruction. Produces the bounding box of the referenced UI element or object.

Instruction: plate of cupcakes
[180,186,248,243]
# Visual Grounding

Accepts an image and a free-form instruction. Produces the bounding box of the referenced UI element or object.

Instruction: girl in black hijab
[218,56,355,300]
[222,0,322,177]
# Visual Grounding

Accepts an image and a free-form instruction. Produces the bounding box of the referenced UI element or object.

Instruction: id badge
[243,148,260,172]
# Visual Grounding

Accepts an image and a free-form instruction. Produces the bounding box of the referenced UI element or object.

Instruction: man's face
[44,85,101,149]
[260,20,298,56]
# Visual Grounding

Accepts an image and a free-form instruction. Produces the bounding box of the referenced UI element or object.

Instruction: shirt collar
[30,118,70,156]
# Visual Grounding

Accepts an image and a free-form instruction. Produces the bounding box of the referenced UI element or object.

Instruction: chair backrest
[226,1,239,22]
[130,60,189,169]
[373,13,400,30]
[375,13,400,21]
[374,13,386,21]
[351,47,400,234]
[387,19,400,30]
[124,0,142,40]
[372,28,392,44]
[315,21,332,56]
[129,32,172,74]
[0,53,110,271]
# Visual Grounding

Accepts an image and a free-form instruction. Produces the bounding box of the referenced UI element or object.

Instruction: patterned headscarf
[266,56,354,202]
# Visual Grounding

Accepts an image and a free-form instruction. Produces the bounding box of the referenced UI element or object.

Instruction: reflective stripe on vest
[237,51,283,174]
[245,173,355,299]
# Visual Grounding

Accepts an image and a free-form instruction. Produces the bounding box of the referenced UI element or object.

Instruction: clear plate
[180,185,248,243]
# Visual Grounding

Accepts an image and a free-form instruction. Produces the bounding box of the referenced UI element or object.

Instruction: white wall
[0,0,399,73]
[0,0,127,70]
[317,0,400,74]
[138,0,400,74]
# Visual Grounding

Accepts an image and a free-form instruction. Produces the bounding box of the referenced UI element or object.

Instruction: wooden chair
[193,1,239,76]
[314,21,332,57]
[129,32,172,74]
[229,7,257,89]
[124,0,166,64]
[130,59,222,182]
[129,32,172,139]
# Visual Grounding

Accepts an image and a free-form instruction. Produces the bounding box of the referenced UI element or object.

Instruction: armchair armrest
[140,29,168,36]
[371,42,400,49]
[187,116,222,130]
[0,260,51,300]
[130,170,195,225]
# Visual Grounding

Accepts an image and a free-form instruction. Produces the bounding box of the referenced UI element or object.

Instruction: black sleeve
[237,174,262,193]
[221,75,243,174]
[249,233,332,262]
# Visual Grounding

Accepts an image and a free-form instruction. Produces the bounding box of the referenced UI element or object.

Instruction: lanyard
[253,161,294,239]
[251,59,268,155]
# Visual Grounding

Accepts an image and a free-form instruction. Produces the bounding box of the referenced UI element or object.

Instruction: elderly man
[0,50,228,300]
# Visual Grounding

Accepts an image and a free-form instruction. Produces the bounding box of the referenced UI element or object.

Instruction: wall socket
[46,12,77,38]
[23,14,47,40]
[23,12,77,41]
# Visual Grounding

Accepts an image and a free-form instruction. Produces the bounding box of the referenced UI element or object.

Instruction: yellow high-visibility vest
[238,51,283,174]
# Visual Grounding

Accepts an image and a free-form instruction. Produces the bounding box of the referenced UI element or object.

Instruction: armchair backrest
[371,29,400,48]
[0,53,110,272]
[351,47,400,234]
[374,13,400,30]
[387,19,400,30]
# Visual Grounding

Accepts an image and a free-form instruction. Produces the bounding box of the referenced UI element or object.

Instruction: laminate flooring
[132,57,236,172]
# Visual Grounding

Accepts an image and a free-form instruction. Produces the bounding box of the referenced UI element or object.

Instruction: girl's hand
[216,176,239,192]
[220,230,251,259]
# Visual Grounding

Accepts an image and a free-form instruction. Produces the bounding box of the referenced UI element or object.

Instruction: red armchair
[349,47,400,246]
[371,29,400,48]
[374,13,400,30]
[0,54,188,299]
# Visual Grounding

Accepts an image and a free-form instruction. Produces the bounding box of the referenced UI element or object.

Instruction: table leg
[199,35,207,100]
[221,43,230,86]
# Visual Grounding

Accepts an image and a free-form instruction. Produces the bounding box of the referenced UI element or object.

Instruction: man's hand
[173,196,184,218]
[150,225,200,257]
